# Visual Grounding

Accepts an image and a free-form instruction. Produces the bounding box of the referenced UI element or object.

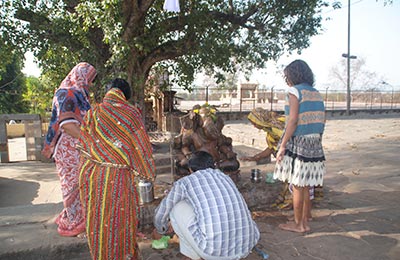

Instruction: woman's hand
[166,223,174,235]
[62,122,81,139]
[276,147,285,163]
[152,223,174,240]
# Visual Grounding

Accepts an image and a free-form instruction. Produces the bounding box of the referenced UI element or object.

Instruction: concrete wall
[0,114,43,162]
[6,124,25,138]
[6,123,49,138]
[325,109,400,119]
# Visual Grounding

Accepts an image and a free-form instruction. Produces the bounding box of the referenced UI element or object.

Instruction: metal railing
[173,88,400,112]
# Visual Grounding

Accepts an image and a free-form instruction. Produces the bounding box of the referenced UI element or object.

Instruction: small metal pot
[251,169,262,183]
[138,180,154,204]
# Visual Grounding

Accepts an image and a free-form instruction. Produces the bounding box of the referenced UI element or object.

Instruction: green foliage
[0,54,28,114]
[216,71,239,91]
[1,0,340,104]
[23,76,54,116]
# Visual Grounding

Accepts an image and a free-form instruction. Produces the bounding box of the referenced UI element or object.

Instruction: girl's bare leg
[279,185,308,233]
[302,187,311,232]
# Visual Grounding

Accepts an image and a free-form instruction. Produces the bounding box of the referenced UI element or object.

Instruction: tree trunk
[126,58,148,120]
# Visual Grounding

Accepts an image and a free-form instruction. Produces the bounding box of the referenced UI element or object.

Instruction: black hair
[106,78,132,100]
[188,151,215,172]
[284,59,314,86]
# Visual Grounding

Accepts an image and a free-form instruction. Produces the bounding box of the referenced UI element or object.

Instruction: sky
[249,0,400,90]
[23,0,400,90]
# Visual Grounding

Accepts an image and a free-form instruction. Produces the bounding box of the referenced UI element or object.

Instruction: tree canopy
[1,0,340,105]
[23,76,54,116]
[0,53,28,114]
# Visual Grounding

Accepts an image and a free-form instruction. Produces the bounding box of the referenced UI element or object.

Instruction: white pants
[170,201,240,260]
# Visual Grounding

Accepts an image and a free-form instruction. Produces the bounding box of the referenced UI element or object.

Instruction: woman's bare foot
[77,232,87,239]
[279,221,310,233]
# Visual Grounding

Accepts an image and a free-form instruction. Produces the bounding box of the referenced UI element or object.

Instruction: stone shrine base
[137,161,283,229]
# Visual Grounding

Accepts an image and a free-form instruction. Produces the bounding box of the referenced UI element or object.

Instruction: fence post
[270,87,274,111]
[391,88,394,109]
[325,87,329,108]
[239,88,242,112]
[0,119,9,163]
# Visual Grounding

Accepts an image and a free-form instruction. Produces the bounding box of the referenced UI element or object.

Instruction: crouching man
[153,151,260,260]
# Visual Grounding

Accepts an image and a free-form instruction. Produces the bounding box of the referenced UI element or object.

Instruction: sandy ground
[140,116,400,260]
[1,116,399,259]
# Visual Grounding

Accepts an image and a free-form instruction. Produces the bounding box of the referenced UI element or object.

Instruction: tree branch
[15,8,81,49]
[139,4,266,72]
[145,6,264,44]
[148,15,190,36]
[140,0,157,13]
[228,0,234,14]
[141,37,194,73]
[15,7,110,63]
[211,3,260,25]
[63,0,79,13]
[122,0,156,42]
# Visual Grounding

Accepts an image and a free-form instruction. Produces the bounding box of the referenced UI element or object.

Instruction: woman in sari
[240,108,297,207]
[79,78,156,260]
[241,107,285,162]
[42,62,97,237]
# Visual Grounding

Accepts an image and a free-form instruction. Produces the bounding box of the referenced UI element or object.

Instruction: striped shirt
[154,168,260,258]
[285,84,325,136]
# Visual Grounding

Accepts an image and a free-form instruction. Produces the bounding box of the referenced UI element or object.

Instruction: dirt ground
[138,116,400,260]
[1,116,399,260]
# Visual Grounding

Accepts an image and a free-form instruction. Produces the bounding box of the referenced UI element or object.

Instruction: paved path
[0,116,399,259]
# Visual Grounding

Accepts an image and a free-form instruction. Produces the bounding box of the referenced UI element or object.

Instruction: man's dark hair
[188,151,215,172]
[106,78,132,100]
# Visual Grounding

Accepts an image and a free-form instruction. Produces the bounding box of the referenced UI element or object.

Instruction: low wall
[6,125,25,138]
[0,114,43,163]
[217,108,400,122]
[325,108,400,119]
[6,123,49,138]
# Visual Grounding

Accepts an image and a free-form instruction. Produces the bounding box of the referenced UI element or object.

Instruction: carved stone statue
[173,104,240,181]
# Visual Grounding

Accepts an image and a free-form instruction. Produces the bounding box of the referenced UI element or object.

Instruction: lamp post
[342,52,357,114]
[342,0,358,115]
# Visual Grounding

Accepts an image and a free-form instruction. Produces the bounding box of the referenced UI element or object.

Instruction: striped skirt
[79,161,140,260]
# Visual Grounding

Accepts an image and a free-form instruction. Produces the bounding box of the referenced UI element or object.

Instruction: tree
[329,57,382,91]
[1,0,340,108]
[216,71,239,91]
[0,54,28,114]
[329,57,385,104]
[23,76,54,116]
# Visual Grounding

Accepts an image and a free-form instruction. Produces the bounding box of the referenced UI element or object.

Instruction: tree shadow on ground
[0,177,39,207]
